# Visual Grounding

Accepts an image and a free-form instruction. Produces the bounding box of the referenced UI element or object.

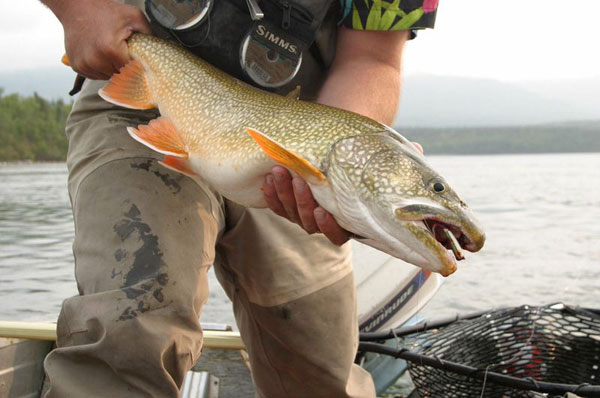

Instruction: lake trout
[94,33,484,276]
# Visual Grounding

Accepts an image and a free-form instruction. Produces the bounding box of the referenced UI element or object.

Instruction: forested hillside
[0,89,71,161]
[400,121,600,155]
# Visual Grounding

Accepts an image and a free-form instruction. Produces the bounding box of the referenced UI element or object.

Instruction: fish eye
[432,182,446,193]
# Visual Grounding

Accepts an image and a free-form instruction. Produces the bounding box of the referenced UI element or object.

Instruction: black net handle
[359,342,600,397]
[360,306,600,342]
[360,308,493,342]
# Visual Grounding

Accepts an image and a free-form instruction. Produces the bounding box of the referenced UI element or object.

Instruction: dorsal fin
[99,59,156,110]
[246,127,326,185]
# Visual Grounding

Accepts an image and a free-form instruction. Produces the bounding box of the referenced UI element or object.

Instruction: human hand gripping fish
[70,33,485,276]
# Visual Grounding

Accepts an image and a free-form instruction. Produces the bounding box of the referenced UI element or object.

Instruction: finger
[263,174,287,218]
[72,58,112,80]
[75,44,118,80]
[314,207,350,246]
[87,52,116,80]
[111,8,152,73]
[292,177,319,234]
[69,62,99,80]
[272,166,300,224]
[109,40,131,73]
[412,141,424,154]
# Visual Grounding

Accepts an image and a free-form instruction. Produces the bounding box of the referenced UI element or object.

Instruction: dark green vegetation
[400,121,600,155]
[0,89,71,161]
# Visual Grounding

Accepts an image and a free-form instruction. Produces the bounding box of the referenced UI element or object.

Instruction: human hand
[263,166,350,246]
[262,142,424,246]
[49,0,151,80]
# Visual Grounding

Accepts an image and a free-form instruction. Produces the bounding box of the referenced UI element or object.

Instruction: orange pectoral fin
[159,156,198,177]
[128,117,188,158]
[61,54,70,66]
[246,127,326,184]
[99,59,156,110]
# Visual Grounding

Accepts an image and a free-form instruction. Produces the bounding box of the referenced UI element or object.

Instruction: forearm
[316,28,410,125]
[317,61,401,125]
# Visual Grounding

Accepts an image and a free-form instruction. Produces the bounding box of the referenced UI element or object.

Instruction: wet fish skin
[98,33,485,276]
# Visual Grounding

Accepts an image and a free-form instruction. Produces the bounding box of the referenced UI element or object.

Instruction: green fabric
[344,0,437,31]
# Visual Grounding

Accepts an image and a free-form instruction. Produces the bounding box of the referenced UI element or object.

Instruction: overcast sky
[1,0,599,82]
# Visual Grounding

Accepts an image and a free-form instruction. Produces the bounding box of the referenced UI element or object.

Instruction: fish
[94,33,485,276]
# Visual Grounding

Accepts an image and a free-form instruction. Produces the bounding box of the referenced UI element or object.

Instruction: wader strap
[69,75,86,96]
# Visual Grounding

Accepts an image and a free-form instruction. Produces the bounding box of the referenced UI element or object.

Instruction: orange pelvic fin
[127,117,188,158]
[246,127,326,184]
[61,54,70,66]
[99,59,155,110]
[159,156,197,177]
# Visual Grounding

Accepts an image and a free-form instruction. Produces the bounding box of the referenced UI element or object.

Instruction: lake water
[1,153,600,327]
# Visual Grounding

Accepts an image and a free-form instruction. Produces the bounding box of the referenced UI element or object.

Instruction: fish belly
[188,155,275,208]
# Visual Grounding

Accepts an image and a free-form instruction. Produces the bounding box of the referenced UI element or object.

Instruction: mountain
[395,74,600,128]
[514,77,600,116]
[0,67,75,102]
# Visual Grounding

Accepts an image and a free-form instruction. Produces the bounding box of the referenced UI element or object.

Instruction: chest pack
[145,0,340,100]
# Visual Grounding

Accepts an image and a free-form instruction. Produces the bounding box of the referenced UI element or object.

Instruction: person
[40,0,437,396]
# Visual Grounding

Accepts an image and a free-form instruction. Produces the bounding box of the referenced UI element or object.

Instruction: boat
[0,242,443,397]
[354,242,443,395]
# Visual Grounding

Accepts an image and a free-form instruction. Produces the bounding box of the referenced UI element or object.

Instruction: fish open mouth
[421,218,475,261]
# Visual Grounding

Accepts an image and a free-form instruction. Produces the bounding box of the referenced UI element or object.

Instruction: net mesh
[406,304,600,397]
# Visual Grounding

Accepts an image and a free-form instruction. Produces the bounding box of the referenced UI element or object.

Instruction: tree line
[0,88,71,161]
[400,121,600,155]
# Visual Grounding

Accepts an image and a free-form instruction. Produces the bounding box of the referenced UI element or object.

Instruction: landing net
[359,303,600,397]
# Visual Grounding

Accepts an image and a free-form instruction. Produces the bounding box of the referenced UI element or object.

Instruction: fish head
[325,131,485,276]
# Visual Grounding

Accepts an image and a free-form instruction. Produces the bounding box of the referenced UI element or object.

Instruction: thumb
[112,39,132,72]
[112,10,151,71]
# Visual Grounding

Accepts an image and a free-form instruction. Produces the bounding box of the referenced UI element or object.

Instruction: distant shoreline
[1,86,598,161]
[2,152,599,164]
[397,121,600,156]
[424,150,600,156]
[0,160,67,165]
